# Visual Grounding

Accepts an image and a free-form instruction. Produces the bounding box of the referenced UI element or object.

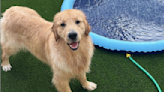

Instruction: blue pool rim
[61,0,164,52]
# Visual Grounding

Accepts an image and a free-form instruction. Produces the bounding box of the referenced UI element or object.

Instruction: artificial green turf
[1,0,164,92]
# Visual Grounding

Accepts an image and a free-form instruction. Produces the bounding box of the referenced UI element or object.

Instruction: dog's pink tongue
[70,42,78,48]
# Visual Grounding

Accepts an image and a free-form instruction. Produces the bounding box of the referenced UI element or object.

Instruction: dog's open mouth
[67,42,80,51]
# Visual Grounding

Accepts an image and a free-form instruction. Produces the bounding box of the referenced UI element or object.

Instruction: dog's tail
[0,17,2,44]
[0,14,6,45]
[0,16,2,44]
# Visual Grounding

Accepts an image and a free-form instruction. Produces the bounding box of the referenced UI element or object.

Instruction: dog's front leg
[77,72,97,91]
[52,76,72,92]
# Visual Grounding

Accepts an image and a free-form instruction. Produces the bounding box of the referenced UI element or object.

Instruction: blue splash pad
[61,0,164,52]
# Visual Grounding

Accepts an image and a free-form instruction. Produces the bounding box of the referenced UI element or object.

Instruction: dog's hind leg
[1,25,20,72]
[1,17,19,72]
[1,45,19,72]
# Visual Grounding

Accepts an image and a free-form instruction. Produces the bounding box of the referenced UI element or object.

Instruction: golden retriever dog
[1,6,97,92]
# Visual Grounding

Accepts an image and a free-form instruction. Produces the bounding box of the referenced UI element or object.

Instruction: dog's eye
[75,20,80,24]
[60,23,66,27]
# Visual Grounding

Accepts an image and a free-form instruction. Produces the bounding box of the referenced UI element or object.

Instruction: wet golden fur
[1,6,97,92]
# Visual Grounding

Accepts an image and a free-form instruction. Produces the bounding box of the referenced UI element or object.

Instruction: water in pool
[73,0,164,42]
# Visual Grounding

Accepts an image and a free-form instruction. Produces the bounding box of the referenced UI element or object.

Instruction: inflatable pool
[61,0,164,52]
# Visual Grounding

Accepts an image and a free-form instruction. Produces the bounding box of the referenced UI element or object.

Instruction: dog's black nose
[69,32,77,40]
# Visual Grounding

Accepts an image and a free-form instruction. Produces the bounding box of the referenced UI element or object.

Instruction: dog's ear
[51,23,59,42]
[84,17,91,36]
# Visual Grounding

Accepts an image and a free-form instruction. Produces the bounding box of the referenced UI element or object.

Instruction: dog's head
[51,9,91,51]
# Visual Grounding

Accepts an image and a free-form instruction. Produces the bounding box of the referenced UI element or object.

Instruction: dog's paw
[2,64,12,72]
[83,81,97,91]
